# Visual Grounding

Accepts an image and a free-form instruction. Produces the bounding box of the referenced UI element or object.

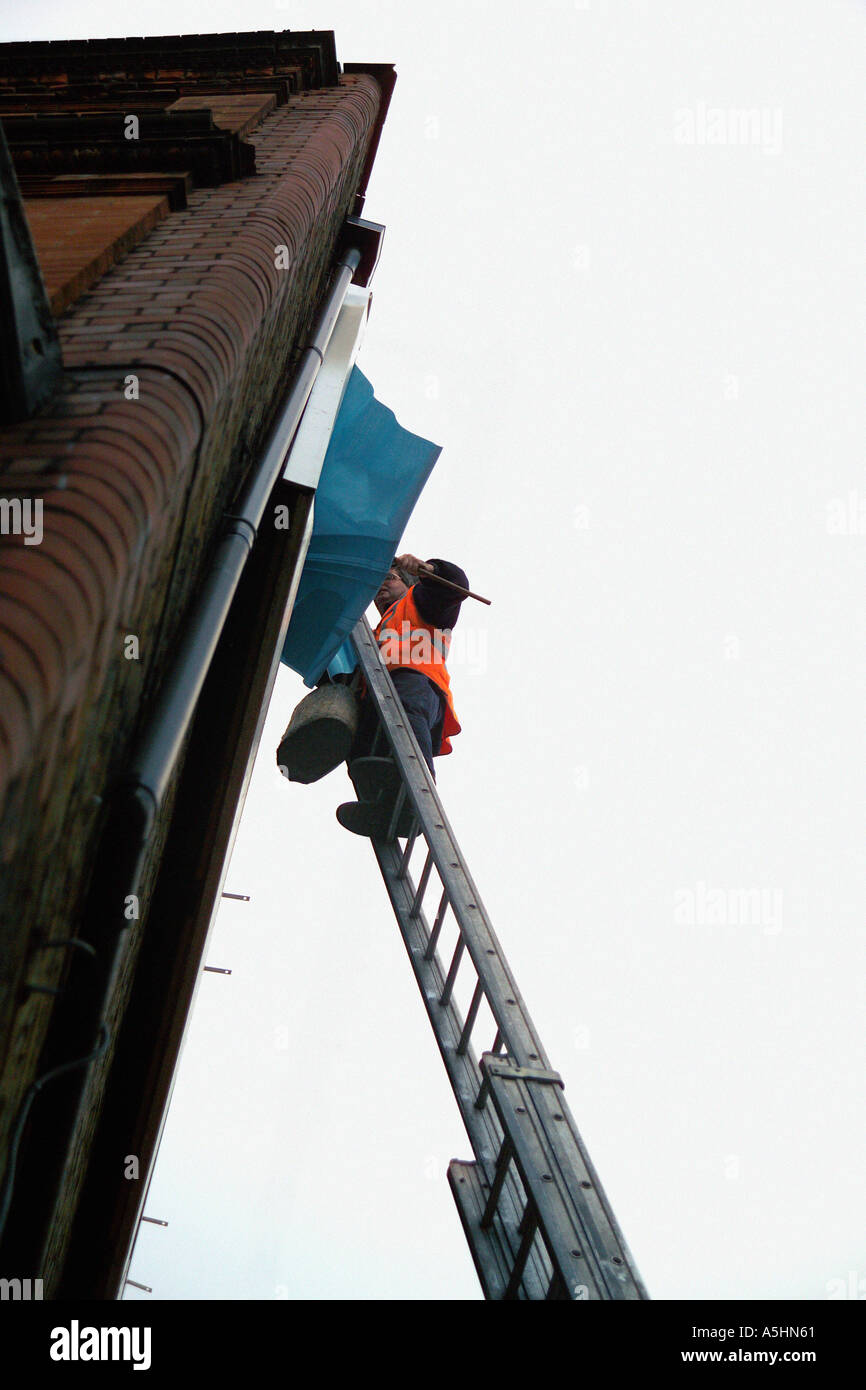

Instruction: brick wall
[23,193,173,313]
[0,75,382,1201]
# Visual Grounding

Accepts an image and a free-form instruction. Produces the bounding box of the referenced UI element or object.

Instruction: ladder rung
[481,1136,513,1229]
[397,825,418,878]
[504,1206,538,1299]
[409,850,434,918]
[474,1032,505,1111]
[457,979,484,1056]
[546,1269,568,1300]
[518,1200,535,1236]
[440,935,465,1006]
[386,784,408,842]
[424,888,449,961]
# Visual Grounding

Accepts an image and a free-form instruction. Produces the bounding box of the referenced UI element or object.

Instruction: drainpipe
[127,244,361,829]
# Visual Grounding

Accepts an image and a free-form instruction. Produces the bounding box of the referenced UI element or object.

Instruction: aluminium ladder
[349,617,649,1301]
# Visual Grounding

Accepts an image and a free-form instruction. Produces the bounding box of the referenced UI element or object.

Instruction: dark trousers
[390,668,445,778]
[350,668,445,779]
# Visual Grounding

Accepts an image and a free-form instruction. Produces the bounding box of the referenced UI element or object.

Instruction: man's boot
[335,799,415,839]
[337,756,416,839]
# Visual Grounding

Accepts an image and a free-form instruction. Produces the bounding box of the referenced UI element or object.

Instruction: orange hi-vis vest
[374,585,462,755]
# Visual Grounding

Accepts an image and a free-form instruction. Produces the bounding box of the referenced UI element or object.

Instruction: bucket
[276,684,359,784]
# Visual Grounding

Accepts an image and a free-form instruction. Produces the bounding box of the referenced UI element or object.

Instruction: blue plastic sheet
[280,366,441,686]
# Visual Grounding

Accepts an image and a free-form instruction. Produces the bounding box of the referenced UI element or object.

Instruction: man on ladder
[337,552,469,838]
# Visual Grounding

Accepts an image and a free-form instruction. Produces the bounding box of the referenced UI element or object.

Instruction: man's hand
[394,553,434,577]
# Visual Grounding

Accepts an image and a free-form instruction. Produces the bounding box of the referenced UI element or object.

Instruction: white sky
[10,0,866,1301]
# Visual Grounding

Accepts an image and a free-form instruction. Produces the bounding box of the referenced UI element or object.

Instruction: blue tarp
[280,366,441,686]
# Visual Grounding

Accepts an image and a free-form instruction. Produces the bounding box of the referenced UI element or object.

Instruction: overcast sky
[11,0,866,1302]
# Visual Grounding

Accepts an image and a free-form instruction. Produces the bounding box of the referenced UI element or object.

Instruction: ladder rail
[372,833,552,1298]
[352,618,551,1069]
[349,617,649,1301]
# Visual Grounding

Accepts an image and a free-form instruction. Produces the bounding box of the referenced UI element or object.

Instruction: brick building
[0,30,394,1298]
